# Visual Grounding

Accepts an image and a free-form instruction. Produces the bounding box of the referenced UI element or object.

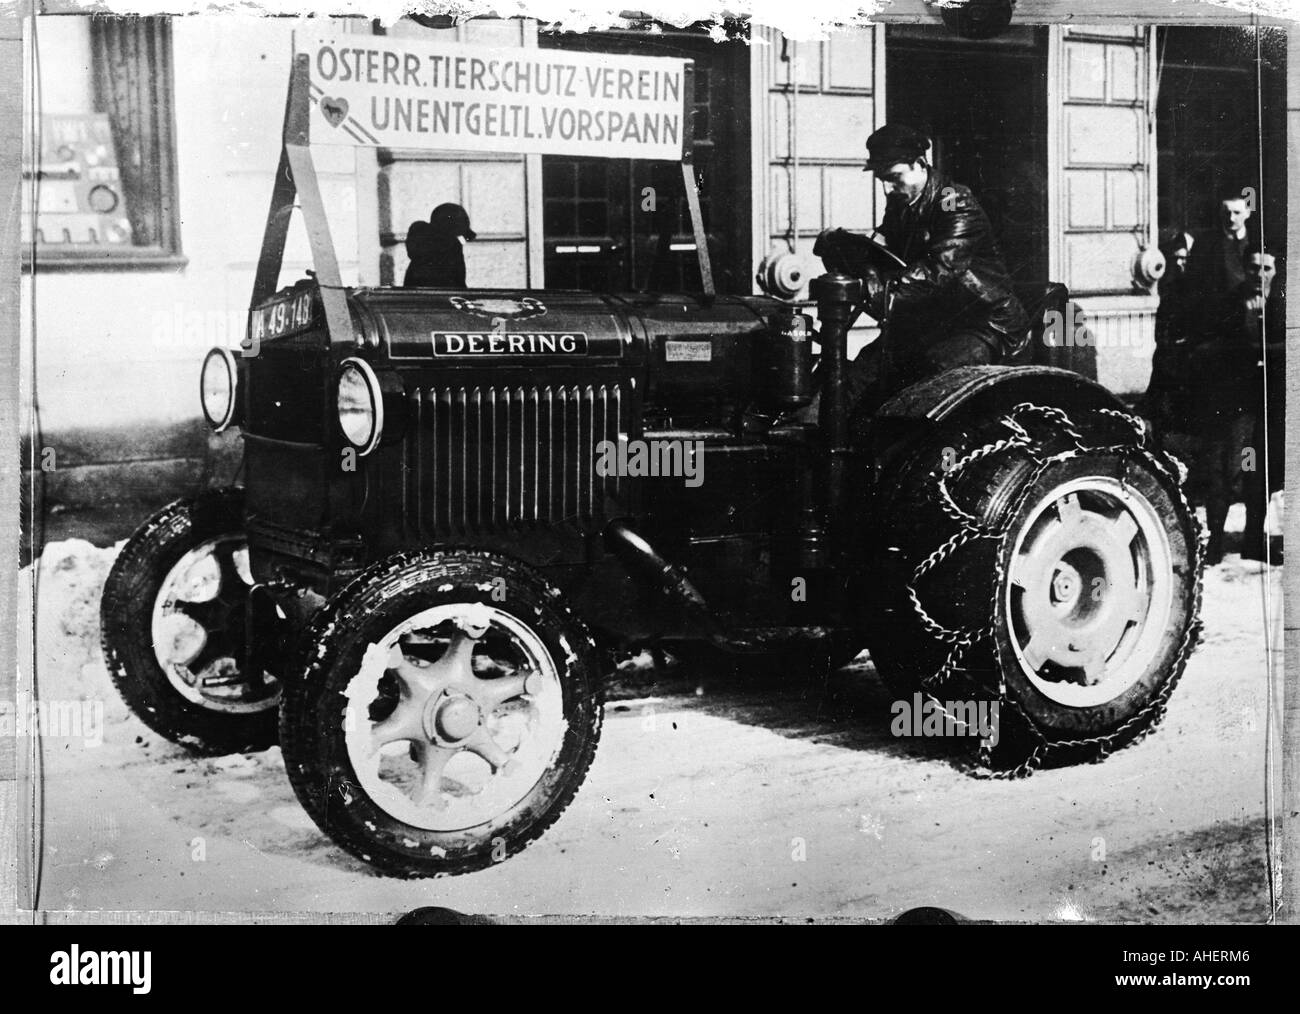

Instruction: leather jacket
[876,172,1028,351]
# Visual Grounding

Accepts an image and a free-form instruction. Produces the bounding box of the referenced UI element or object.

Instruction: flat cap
[864,123,931,171]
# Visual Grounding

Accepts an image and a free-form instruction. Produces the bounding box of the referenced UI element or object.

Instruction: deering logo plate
[432,332,589,356]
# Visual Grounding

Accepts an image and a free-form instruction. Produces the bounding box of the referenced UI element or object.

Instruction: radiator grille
[403,383,625,534]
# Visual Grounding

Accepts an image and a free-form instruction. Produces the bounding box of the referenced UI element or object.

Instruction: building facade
[20,14,1286,543]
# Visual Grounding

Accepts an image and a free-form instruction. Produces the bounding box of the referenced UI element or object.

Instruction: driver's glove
[813,228,852,274]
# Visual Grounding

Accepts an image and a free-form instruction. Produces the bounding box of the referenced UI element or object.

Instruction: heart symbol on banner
[320,97,349,128]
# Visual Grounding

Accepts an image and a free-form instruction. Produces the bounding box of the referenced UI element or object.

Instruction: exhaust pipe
[605,519,732,647]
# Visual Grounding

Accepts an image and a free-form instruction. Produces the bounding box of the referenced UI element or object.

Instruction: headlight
[337,357,383,456]
[200,347,238,432]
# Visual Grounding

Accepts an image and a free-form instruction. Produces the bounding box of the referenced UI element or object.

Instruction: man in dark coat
[1191,244,1283,563]
[1185,186,1255,340]
[1236,247,1284,562]
[1142,229,1197,436]
[403,203,476,288]
[814,123,1029,413]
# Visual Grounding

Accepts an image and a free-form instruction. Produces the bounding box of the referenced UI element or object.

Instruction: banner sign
[298,35,690,160]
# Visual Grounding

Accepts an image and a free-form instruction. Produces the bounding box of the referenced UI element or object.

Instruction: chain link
[1096,406,1149,445]
[906,526,992,643]
[1009,401,1088,448]
[919,630,978,692]
[935,418,1033,528]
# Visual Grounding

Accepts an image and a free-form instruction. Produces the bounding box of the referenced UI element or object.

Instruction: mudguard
[868,365,1132,473]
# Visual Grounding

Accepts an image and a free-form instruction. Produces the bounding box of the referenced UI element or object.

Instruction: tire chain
[903,402,1205,779]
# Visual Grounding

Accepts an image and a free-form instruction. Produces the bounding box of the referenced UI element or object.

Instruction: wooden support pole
[249,53,352,349]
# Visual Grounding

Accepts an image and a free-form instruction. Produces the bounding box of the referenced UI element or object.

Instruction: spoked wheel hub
[426,692,482,746]
[1007,478,1174,707]
[343,603,565,832]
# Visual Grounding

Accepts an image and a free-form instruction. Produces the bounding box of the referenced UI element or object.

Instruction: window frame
[22,15,185,273]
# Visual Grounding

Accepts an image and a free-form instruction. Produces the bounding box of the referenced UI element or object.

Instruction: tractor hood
[354,289,635,362]
[345,287,787,366]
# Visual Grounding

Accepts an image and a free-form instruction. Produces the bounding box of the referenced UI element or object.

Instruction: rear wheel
[863,402,1202,772]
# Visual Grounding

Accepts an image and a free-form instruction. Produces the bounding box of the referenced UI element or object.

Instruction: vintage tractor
[98,45,1201,878]
[100,267,1203,877]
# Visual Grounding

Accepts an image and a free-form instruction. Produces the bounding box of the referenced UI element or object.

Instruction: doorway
[1155,27,1286,252]
[885,25,1050,285]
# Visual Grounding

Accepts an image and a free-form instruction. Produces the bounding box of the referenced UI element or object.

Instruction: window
[538,29,747,294]
[22,16,183,270]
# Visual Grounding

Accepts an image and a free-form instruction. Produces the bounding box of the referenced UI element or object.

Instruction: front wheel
[99,489,280,755]
[864,402,1202,772]
[279,549,604,877]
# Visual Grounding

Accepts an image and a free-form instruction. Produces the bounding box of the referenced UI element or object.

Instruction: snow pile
[31,539,128,722]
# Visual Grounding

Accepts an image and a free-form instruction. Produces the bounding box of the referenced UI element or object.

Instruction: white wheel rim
[1005,476,1175,708]
[150,535,279,714]
[342,603,568,832]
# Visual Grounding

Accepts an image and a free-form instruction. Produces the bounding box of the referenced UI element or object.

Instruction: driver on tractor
[813,123,1030,417]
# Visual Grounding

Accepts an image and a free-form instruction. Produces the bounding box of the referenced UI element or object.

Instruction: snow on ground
[30,539,127,713]
[15,492,1285,920]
